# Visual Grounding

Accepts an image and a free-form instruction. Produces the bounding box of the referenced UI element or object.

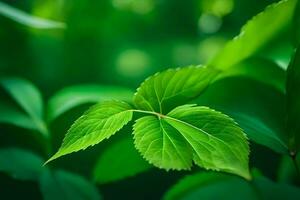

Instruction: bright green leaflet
[0,2,65,29]
[209,0,297,70]
[0,77,48,137]
[47,84,134,122]
[93,138,151,184]
[196,77,288,154]
[164,172,300,200]
[0,148,44,181]
[133,66,218,114]
[46,100,133,163]
[0,102,38,131]
[216,58,286,92]
[133,105,250,179]
[39,170,101,200]
[286,46,300,152]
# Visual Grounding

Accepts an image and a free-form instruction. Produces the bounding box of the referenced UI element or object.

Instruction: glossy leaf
[0,148,44,181]
[133,66,218,114]
[47,84,134,122]
[0,77,48,136]
[133,105,250,179]
[46,100,133,163]
[196,77,288,154]
[0,2,66,29]
[93,138,151,184]
[39,170,101,200]
[209,0,297,70]
[286,46,300,152]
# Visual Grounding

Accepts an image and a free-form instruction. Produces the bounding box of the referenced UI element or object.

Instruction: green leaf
[47,84,134,122]
[277,155,300,183]
[0,102,37,130]
[0,148,44,181]
[133,105,250,179]
[164,172,300,200]
[163,172,256,200]
[133,66,218,114]
[0,77,48,136]
[0,2,66,29]
[39,170,101,200]
[46,100,133,163]
[209,0,297,70]
[286,46,300,152]
[93,138,151,184]
[196,77,288,154]
[216,58,286,92]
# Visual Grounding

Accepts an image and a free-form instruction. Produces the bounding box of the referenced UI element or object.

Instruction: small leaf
[286,46,300,152]
[0,2,66,29]
[0,77,48,136]
[196,77,288,154]
[46,100,133,163]
[133,66,218,114]
[0,148,44,181]
[209,0,297,70]
[0,102,37,130]
[277,155,300,183]
[93,138,152,184]
[39,170,101,200]
[47,84,134,122]
[133,105,250,179]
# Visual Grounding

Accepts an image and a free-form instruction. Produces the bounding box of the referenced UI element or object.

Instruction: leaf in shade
[0,148,44,181]
[93,138,151,184]
[0,77,48,136]
[39,170,101,200]
[47,84,134,122]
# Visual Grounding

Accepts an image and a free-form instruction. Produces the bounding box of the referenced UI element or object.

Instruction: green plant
[1,0,300,199]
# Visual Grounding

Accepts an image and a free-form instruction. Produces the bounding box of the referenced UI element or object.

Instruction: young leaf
[133,66,218,114]
[47,84,134,122]
[46,100,133,163]
[93,138,152,184]
[0,2,66,29]
[39,170,101,200]
[0,148,44,181]
[209,0,297,70]
[0,77,48,136]
[133,105,250,179]
[196,77,288,154]
[286,46,300,152]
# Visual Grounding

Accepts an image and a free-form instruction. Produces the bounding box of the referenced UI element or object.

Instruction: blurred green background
[0,0,290,199]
